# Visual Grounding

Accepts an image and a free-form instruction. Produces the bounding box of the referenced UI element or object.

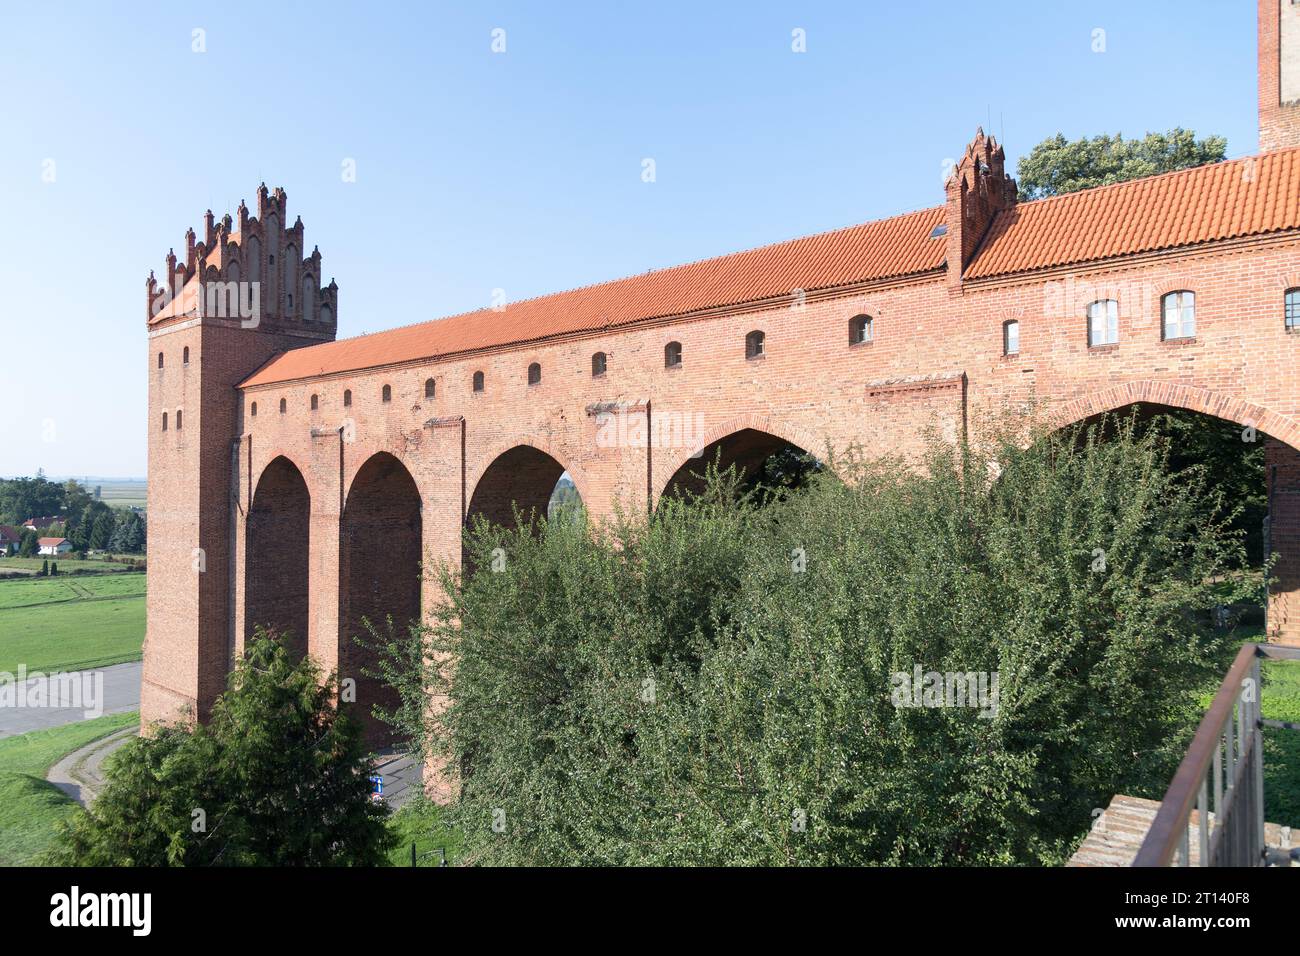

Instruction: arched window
[157,352,164,369]
[1286,289,1300,331]
[1087,299,1119,347]
[424,378,436,399]
[279,398,287,414]
[745,330,765,359]
[343,389,352,407]
[250,402,257,417]
[591,352,607,377]
[850,315,873,345]
[161,411,168,431]
[1162,291,1195,340]
[310,394,319,411]
[1003,320,1020,355]
[182,346,190,365]
[473,371,485,392]
[382,384,392,403]
[664,341,682,368]
[175,409,183,430]
[528,362,541,385]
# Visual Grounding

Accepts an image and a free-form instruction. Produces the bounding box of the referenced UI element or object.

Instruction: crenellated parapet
[146,184,338,333]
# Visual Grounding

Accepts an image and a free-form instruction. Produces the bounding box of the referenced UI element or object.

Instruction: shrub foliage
[48,631,392,866]
[377,416,1259,865]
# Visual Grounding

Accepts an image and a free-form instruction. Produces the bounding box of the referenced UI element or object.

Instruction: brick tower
[142,186,338,727]
[1260,0,1300,151]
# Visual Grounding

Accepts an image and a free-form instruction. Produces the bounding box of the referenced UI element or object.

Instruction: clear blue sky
[0,0,1259,478]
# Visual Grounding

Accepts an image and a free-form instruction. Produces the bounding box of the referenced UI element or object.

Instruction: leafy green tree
[0,476,63,526]
[373,415,1255,865]
[18,531,37,558]
[49,562,57,576]
[47,630,393,866]
[40,559,48,577]
[1016,128,1227,201]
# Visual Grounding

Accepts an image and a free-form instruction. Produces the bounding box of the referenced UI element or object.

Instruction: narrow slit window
[850,315,874,345]
[1003,320,1020,355]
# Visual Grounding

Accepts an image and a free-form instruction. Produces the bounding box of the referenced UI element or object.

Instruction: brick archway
[656,414,825,503]
[339,451,421,745]
[245,455,311,661]
[1053,380,1300,645]
[1052,381,1300,453]
[466,441,583,531]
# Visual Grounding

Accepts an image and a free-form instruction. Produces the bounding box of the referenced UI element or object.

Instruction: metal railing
[1134,642,1300,866]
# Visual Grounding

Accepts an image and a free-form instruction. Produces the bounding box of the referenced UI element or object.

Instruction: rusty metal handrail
[1134,643,1300,866]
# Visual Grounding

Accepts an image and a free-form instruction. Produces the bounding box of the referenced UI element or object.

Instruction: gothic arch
[339,451,422,745]
[656,413,826,502]
[245,455,311,660]
[466,439,585,533]
[1051,381,1300,453]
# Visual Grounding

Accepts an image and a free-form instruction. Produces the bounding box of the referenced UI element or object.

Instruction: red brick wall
[1260,0,1300,151]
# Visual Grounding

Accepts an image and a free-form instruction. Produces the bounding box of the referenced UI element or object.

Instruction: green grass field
[93,480,147,510]
[0,573,145,673]
[0,557,140,576]
[0,711,138,865]
[1261,658,1300,828]
[386,799,462,866]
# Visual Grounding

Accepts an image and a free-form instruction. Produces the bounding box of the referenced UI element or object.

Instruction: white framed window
[1087,299,1119,347]
[1003,320,1020,355]
[1162,291,1195,340]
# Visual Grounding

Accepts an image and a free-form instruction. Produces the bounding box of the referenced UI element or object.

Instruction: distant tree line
[0,474,145,556]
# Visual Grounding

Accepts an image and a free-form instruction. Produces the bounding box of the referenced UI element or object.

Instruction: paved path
[47,727,137,805]
[0,661,141,738]
[46,727,422,811]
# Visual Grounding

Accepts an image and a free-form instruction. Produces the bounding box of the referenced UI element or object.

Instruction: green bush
[47,630,392,866]
[376,416,1258,865]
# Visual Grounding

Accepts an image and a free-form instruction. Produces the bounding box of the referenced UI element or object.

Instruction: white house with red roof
[37,537,72,556]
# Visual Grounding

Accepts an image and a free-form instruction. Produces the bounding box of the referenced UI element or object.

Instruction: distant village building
[0,526,23,553]
[23,516,65,532]
[37,537,72,556]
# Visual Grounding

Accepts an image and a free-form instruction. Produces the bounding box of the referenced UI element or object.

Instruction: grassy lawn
[0,711,138,866]
[0,557,140,575]
[386,799,462,866]
[1261,657,1300,828]
[0,572,145,673]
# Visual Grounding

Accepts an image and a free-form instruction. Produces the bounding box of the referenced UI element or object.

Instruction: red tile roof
[967,149,1300,279]
[241,147,1300,387]
[241,206,947,387]
[37,537,67,547]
